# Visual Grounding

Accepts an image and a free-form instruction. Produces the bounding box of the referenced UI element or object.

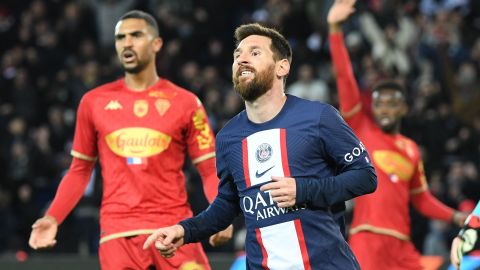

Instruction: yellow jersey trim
[341,103,362,120]
[192,152,216,164]
[410,185,428,195]
[71,150,97,162]
[99,229,156,244]
[350,224,410,241]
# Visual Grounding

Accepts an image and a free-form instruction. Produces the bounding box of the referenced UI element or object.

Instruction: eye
[252,50,261,56]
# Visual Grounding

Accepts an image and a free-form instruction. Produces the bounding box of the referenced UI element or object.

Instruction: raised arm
[328,0,363,119]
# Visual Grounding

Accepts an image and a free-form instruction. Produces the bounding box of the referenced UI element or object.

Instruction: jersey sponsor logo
[180,261,205,270]
[256,165,275,178]
[256,143,272,163]
[148,90,177,99]
[192,109,213,150]
[344,142,367,162]
[104,100,123,110]
[105,127,171,157]
[373,150,415,181]
[243,190,306,221]
[134,100,148,118]
[154,99,170,116]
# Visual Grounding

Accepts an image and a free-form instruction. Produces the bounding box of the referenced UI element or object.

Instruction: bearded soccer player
[327,1,467,269]
[28,10,232,270]
[143,23,377,269]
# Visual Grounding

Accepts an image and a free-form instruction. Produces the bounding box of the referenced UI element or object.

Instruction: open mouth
[237,68,255,79]
[122,50,137,63]
[378,117,392,126]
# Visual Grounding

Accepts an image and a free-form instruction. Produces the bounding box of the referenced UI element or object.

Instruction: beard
[119,50,149,74]
[232,64,275,102]
[121,59,148,74]
[375,116,400,134]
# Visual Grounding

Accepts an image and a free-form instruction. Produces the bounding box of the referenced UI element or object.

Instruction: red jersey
[330,33,453,240]
[71,78,216,243]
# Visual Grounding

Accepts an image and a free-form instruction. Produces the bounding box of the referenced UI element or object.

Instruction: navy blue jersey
[181,95,376,270]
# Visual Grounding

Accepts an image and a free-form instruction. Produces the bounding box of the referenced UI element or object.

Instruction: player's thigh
[349,232,391,270]
[99,236,152,270]
[392,240,422,270]
[149,242,211,270]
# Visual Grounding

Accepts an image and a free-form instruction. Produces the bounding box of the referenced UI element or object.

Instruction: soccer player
[450,201,480,270]
[28,10,232,270]
[143,23,377,269]
[327,1,467,269]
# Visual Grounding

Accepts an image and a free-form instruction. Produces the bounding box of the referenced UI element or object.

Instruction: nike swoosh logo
[255,166,275,178]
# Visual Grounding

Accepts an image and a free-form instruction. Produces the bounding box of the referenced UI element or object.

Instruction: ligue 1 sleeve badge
[256,143,273,163]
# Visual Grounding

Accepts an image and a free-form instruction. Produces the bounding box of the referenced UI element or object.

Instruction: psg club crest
[256,143,272,163]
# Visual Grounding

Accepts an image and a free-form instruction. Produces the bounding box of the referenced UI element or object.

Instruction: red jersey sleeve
[71,94,97,161]
[329,32,363,120]
[185,97,216,163]
[409,143,454,221]
[46,158,95,224]
[184,96,218,203]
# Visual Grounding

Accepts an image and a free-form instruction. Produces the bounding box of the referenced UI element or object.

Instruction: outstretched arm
[328,0,363,119]
[29,157,94,249]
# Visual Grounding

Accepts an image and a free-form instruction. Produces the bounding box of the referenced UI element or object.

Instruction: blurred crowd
[0,0,479,261]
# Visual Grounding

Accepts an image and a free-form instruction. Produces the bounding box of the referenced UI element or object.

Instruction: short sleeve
[185,96,216,164]
[71,95,97,161]
[409,159,428,194]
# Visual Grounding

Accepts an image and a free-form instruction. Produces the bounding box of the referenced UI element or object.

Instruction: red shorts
[99,234,211,270]
[349,231,422,270]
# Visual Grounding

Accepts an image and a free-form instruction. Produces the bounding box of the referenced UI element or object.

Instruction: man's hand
[453,211,468,227]
[29,215,58,249]
[143,225,185,258]
[327,0,357,29]
[260,176,296,208]
[450,236,462,269]
[209,224,233,247]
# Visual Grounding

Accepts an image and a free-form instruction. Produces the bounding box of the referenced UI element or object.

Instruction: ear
[153,37,163,53]
[276,59,290,78]
[400,102,408,116]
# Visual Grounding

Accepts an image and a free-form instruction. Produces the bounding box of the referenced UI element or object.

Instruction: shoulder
[288,96,342,124]
[82,79,123,101]
[161,79,201,107]
[218,111,245,134]
[398,134,421,160]
[216,111,246,141]
[287,94,334,114]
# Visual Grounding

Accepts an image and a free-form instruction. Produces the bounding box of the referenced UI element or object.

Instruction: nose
[235,51,249,65]
[124,35,133,47]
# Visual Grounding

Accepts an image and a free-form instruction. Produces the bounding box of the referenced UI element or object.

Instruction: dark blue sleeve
[180,136,241,244]
[295,105,377,207]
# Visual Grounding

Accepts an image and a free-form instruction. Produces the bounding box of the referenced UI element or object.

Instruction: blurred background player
[143,22,377,269]
[450,200,480,270]
[327,0,467,269]
[28,10,232,270]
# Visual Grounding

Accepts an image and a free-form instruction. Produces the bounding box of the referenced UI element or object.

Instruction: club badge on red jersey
[134,100,148,118]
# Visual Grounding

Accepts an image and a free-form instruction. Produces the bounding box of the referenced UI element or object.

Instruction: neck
[124,64,159,91]
[245,86,287,123]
